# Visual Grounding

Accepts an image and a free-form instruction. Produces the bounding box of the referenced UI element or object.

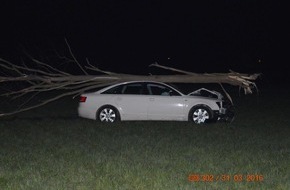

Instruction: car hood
[187,88,224,100]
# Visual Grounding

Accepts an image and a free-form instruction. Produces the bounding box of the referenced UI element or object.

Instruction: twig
[32,58,71,76]
[64,38,88,75]
[219,83,233,105]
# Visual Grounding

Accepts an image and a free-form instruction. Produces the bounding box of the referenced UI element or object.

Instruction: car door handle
[149,97,155,101]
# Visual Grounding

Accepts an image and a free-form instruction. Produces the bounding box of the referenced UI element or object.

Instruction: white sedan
[78,81,231,124]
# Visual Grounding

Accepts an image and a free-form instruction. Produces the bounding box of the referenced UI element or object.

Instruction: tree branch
[0,46,261,117]
[64,38,88,75]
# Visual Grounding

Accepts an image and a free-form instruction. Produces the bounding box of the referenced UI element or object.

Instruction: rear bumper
[78,105,97,120]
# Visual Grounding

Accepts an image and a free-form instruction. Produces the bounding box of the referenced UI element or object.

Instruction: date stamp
[188,174,264,182]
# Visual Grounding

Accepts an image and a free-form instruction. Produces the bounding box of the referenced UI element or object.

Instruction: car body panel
[114,95,148,120]
[147,95,185,120]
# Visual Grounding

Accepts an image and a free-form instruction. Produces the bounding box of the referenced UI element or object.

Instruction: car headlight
[216,102,221,108]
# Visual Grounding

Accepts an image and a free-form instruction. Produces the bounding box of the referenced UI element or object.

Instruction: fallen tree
[0,46,260,117]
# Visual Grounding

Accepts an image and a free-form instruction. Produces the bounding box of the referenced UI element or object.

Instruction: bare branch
[150,62,197,75]
[0,83,117,117]
[219,83,233,105]
[31,58,71,76]
[0,58,64,77]
[64,38,88,75]
[85,58,118,75]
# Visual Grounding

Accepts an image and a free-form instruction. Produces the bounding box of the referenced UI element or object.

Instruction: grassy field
[0,87,289,189]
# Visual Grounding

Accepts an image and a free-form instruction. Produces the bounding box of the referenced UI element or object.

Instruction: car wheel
[189,106,212,124]
[97,106,119,123]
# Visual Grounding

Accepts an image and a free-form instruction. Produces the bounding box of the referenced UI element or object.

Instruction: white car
[78,81,232,124]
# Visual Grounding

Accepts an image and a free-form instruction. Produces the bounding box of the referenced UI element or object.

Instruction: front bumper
[214,105,235,122]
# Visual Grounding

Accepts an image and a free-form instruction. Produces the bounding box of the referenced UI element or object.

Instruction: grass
[0,87,289,189]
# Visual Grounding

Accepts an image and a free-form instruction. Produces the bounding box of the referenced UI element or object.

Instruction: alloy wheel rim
[100,108,116,122]
[193,108,209,124]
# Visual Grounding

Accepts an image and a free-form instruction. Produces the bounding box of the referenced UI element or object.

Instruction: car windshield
[165,83,184,95]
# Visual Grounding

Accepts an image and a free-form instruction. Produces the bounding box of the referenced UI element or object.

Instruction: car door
[146,83,186,121]
[114,83,149,120]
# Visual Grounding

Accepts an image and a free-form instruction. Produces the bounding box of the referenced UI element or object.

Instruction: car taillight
[79,96,87,103]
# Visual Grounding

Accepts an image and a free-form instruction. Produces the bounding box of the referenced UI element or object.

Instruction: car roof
[96,81,185,95]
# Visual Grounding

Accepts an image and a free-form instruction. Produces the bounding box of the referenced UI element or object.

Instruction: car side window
[121,83,148,95]
[101,85,123,94]
[147,84,180,96]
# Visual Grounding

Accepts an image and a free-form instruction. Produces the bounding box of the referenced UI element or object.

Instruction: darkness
[1,1,288,83]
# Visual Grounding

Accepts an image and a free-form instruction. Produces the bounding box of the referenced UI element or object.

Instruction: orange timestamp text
[188,174,264,182]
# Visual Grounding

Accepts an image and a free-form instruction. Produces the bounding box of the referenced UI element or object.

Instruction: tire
[189,105,213,124]
[97,106,120,123]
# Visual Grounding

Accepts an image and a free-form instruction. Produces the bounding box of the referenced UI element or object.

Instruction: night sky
[1,1,287,82]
